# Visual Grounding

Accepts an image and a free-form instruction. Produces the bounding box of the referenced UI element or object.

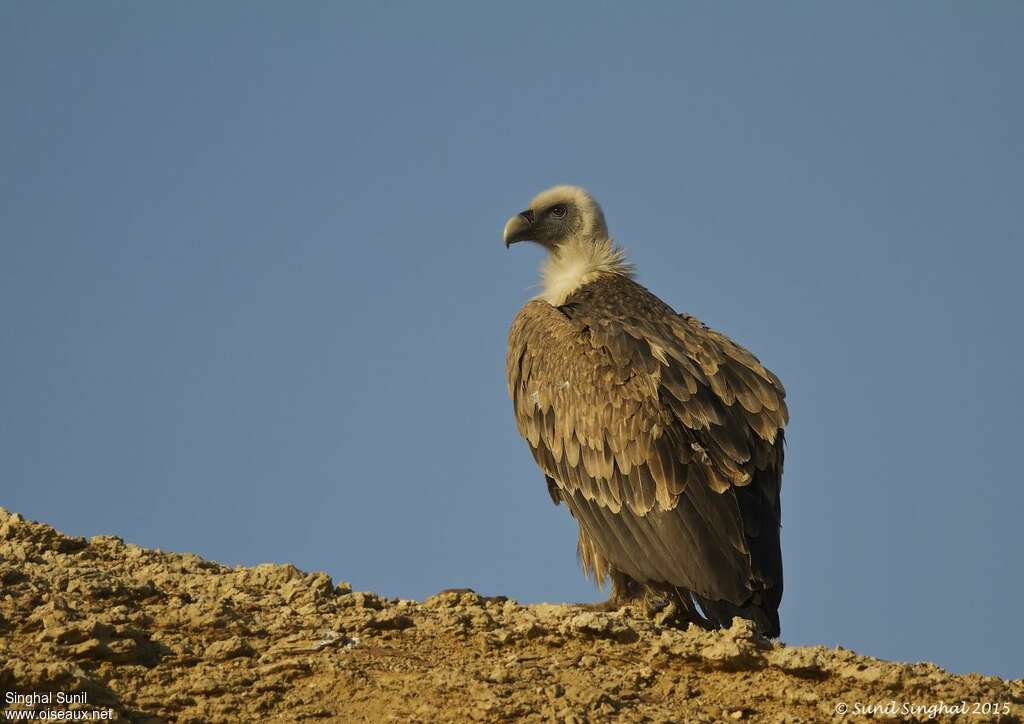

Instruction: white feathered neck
[538,237,634,306]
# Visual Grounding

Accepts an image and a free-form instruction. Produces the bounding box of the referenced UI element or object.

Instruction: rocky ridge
[0,507,1020,722]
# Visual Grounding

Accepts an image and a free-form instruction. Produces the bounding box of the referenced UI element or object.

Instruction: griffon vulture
[504,185,787,637]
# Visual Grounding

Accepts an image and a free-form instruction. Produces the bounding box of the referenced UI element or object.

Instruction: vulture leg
[693,592,778,638]
[670,589,715,631]
[638,585,715,631]
[609,568,645,607]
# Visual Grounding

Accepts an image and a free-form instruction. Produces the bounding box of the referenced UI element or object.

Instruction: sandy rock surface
[1,507,1021,722]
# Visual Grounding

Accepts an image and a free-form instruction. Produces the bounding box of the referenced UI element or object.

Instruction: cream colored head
[502,185,609,249]
[503,185,632,305]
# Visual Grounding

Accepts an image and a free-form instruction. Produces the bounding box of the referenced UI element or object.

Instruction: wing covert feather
[508,275,785,518]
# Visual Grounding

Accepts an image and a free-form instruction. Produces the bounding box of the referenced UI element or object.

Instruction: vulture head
[503,185,632,305]
[503,185,609,249]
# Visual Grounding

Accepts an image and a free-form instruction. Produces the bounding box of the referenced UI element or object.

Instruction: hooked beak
[503,209,535,248]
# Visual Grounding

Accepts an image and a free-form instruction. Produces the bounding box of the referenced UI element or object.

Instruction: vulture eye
[551,204,568,218]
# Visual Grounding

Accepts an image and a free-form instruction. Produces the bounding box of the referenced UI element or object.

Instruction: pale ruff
[538,237,633,306]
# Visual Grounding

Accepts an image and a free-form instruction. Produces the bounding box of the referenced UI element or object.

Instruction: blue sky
[2,2,1022,678]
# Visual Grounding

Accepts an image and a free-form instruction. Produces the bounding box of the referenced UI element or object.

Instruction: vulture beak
[503,209,535,248]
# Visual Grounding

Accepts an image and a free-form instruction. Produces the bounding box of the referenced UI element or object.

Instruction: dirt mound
[0,507,1020,722]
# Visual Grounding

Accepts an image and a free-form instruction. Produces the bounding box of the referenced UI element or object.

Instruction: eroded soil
[1,508,1020,722]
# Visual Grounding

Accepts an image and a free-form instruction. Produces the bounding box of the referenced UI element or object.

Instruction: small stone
[767,645,826,678]
[364,612,414,631]
[346,591,384,610]
[487,665,511,684]
[546,684,565,699]
[206,636,255,660]
[69,638,110,660]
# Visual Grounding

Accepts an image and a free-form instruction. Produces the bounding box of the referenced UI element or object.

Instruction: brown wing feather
[508,273,786,620]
